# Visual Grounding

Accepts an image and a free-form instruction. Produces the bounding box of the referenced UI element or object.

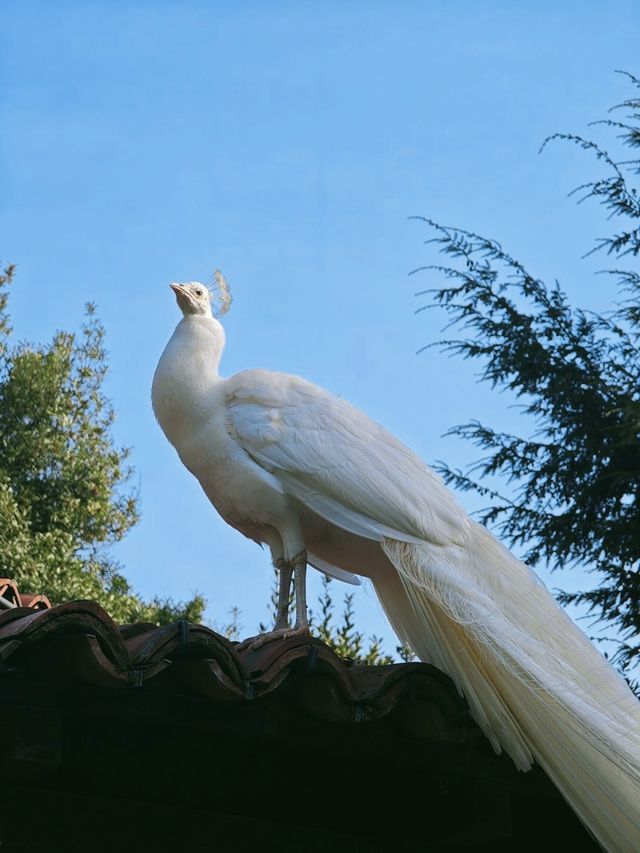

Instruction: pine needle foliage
[413,72,640,683]
[0,266,205,624]
[311,575,394,665]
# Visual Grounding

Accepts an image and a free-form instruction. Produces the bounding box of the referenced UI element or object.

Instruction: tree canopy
[414,72,640,683]
[0,265,204,624]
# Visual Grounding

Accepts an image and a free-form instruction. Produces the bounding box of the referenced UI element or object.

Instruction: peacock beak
[170,283,192,314]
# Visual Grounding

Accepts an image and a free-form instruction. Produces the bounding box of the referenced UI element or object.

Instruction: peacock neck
[151,314,226,448]
[178,315,226,380]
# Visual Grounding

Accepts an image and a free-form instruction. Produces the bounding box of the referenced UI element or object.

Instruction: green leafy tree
[0,265,204,624]
[413,72,640,682]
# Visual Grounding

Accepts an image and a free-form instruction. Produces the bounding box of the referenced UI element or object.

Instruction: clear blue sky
[2,2,638,648]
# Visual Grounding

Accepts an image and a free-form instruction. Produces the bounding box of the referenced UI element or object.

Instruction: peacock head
[170,282,212,317]
[170,269,233,320]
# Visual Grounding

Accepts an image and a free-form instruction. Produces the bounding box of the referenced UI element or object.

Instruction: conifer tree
[415,72,640,682]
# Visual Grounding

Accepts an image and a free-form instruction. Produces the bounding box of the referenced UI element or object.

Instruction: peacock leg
[291,550,309,632]
[273,557,292,630]
[237,551,310,651]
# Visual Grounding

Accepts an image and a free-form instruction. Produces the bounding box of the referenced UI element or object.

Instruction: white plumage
[152,281,640,852]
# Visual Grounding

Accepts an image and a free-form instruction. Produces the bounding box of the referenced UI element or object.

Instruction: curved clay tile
[0,583,476,744]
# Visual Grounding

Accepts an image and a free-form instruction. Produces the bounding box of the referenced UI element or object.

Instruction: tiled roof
[0,578,51,611]
[0,591,476,743]
[0,583,597,851]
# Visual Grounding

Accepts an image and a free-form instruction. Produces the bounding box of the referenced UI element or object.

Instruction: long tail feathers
[376,524,640,852]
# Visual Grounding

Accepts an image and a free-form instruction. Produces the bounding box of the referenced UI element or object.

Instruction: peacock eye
[195,289,203,297]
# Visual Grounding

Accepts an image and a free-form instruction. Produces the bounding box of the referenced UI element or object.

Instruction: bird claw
[236,625,311,652]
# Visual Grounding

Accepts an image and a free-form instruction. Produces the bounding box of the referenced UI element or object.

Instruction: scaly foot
[236,625,311,652]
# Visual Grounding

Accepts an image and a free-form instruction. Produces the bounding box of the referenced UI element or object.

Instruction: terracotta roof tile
[18,593,51,609]
[0,582,597,851]
[0,578,19,606]
[0,579,51,610]
[0,585,476,744]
